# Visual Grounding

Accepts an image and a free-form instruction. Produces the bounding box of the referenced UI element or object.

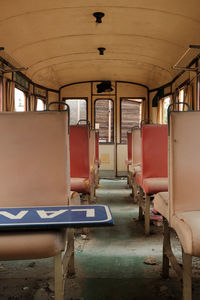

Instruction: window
[37,98,46,111]
[34,85,47,98]
[14,87,26,112]
[95,99,114,143]
[121,98,142,144]
[158,96,171,124]
[162,96,171,124]
[65,99,87,125]
[13,72,29,90]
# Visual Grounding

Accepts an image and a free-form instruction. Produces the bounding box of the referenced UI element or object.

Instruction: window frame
[63,97,88,125]
[120,97,144,144]
[94,98,114,144]
[158,95,172,124]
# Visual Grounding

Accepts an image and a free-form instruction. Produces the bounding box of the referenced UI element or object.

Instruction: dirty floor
[0,179,200,300]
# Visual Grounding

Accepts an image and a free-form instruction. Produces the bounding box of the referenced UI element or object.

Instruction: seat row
[0,108,101,300]
[70,122,100,204]
[126,108,200,299]
[126,123,168,235]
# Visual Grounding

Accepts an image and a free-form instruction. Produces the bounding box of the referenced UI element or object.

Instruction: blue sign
[0,205,113,230]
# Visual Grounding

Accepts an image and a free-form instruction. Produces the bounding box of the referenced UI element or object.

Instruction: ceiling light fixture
[98,47,106,55]
[93,12,105,23]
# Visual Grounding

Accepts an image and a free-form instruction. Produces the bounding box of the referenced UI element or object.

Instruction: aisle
[65,179,182,300]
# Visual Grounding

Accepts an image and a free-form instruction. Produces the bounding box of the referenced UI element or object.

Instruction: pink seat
[154,192,168,219]
[70,177,90,193]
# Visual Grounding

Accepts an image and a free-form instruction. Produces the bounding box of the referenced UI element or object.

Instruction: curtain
[141,99,148,121]
[30,94,36,111]
[6,80,15,112]
[184,84,193,110]
[2,77,7,112]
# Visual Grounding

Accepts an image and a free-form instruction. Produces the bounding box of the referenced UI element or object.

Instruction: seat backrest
[0,111,70,207]
[95,131,99,163]
[169,111,200,222]
[132,128,141,167]
[70,125,90,178]
[127,131,132,161]
[142,124,168,179]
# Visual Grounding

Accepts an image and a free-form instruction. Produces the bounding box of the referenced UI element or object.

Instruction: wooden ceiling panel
[0,0,200,89]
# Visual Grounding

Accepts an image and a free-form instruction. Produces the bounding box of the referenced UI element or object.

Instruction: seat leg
[162,218,170,278]
[182,251,192,300]
[133,179,138,203]
[67,229,75,276]
[138,186,143,220]
[145,194,150,236]
[54,253,64,300]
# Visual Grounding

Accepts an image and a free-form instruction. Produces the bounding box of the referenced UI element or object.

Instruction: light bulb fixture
[98,47,106,55]
[93,12,105,23]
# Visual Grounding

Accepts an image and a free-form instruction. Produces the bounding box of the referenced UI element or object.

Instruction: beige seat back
[0,111,70,208]
[169,111,200,223]
[132,128,141,167]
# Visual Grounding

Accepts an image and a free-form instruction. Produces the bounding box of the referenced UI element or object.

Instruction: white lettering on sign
[71,209,95,217]
[37,209,68,219]
[0,210,28,219]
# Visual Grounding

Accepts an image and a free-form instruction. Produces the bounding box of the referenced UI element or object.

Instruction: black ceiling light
[93,12,105,23]
[98,47,106,55]
[97,81,113,93]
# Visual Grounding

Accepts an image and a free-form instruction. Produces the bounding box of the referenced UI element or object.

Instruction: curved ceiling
[1,0,200,89]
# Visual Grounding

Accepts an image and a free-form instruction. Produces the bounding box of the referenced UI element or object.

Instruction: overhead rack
[0,47,27,74]
[173,45,200,72]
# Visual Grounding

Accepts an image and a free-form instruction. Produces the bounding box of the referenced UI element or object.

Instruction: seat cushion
[172,211,200,256]
[71,177,90,193]
[0,229,67,260]
[142,177,168,195]
[154,192,169,219]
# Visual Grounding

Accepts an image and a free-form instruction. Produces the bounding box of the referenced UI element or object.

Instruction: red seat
[137,124,168,235]
[70,125,90,194]
[141,124,168,195]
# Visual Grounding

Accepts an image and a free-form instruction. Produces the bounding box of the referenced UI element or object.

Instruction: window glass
[121,99,142,144]
[65,99,87,125]
[14,87,25,112]
[37,98,46,111]
[163,96,171,124]
[95,99,114,143]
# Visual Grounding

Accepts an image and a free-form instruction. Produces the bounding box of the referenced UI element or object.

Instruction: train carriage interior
[1,1,200,299]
